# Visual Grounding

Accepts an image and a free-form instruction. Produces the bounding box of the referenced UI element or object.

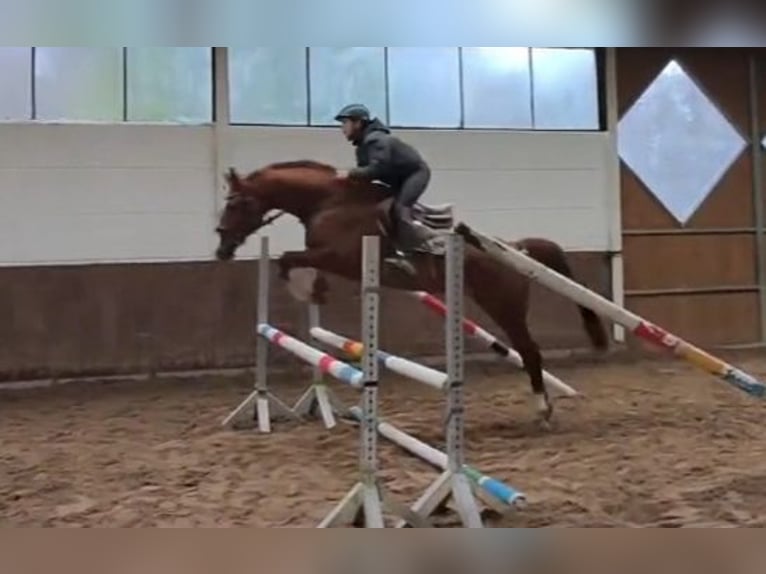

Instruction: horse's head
[215,168,271,261]
[215,160,343,260]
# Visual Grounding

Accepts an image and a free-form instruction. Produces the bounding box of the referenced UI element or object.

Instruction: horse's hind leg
[468,260,553,427]
[505,321,553,427]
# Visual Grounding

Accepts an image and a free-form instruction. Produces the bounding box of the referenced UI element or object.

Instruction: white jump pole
[221,236,299,431]
[456,222,766,399]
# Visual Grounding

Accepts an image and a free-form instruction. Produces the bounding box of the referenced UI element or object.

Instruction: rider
[334,103,432,262]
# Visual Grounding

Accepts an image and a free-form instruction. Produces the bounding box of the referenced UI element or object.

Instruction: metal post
[749,54,766,343]
[253,235,272,431]
[319,236,430,528]
[444,234,483,528]
[445,234,465,472]
[319,236,386,527]
[221,236,297,429]
[396,234,484,528]
[360,236,381,489]
[604,47,625,343]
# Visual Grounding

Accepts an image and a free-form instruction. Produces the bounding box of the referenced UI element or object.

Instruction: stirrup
[384,255,417,276]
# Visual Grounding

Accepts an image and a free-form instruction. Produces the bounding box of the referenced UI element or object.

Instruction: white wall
[228,126,615,258]
[0,123,216,266]
[0,122,616,266]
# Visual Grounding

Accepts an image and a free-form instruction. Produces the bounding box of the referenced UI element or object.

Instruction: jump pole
[410,291,577,398]
[221,235,299,431]
[456,222,766,399]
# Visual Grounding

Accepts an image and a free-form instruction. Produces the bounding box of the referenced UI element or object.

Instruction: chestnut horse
[215,160,608,424]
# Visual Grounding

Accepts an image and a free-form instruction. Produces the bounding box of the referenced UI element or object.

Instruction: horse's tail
[519,238,610,351]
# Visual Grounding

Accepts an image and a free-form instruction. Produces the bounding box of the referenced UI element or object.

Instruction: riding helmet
[334,103,371,122]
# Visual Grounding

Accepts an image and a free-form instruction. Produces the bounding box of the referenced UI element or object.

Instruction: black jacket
[349,119,427,186]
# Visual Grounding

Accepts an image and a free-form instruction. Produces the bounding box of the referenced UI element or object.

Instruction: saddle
[372,197,454,258]
[413,202,454,230]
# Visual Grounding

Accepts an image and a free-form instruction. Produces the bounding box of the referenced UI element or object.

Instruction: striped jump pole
[456,222,766,399]
[411,291,577,398]
[257,324,363,387]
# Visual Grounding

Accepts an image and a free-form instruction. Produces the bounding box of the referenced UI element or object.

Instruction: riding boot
[391,204,431,253]
[384,204,418,275]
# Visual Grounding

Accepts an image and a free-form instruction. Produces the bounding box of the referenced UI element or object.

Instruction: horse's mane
[262,160,338,175]
[236,159,386,207]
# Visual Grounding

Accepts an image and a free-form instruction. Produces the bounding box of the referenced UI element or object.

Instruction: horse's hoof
[533,394,554,430]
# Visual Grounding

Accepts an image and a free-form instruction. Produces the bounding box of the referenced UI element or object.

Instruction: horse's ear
[225,167,241,190]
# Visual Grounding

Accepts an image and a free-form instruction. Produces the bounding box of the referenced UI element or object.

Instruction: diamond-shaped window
[618,60,747,225]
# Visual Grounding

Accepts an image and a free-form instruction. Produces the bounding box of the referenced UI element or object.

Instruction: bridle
[261,210,286,227]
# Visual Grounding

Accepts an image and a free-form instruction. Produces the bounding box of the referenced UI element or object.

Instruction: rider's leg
[390,165,431,247]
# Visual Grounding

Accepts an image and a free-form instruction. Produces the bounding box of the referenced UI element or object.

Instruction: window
[387,47,461,128]
[126,48,212,123]
[0,47,31,120]
[35,48,123,122]
[462,47,532,129]
[230,48,308,125]
[531,48,599,130]
[618,60,746,224]
[309,47,386,125]
[1,47,601,129]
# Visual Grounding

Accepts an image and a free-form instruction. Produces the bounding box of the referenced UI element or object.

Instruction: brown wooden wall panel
[619,48,754,232]
[682,50,750,134]
[621,155,754,231]
[757,50,766,132]
[617,49,675,117]
[0,254,611,382]
[618,48,761,346]
[620,167,680,230]
[623,234,757,292]
[627,292,760,347]
[686,154,754,228]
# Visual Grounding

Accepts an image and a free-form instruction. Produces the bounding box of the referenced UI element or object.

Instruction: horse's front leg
[277,249,333,304]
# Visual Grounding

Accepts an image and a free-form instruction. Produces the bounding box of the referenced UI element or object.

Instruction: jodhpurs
[391,165,431,225]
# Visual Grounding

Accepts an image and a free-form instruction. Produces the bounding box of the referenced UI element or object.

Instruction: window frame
[0,47,604,131]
